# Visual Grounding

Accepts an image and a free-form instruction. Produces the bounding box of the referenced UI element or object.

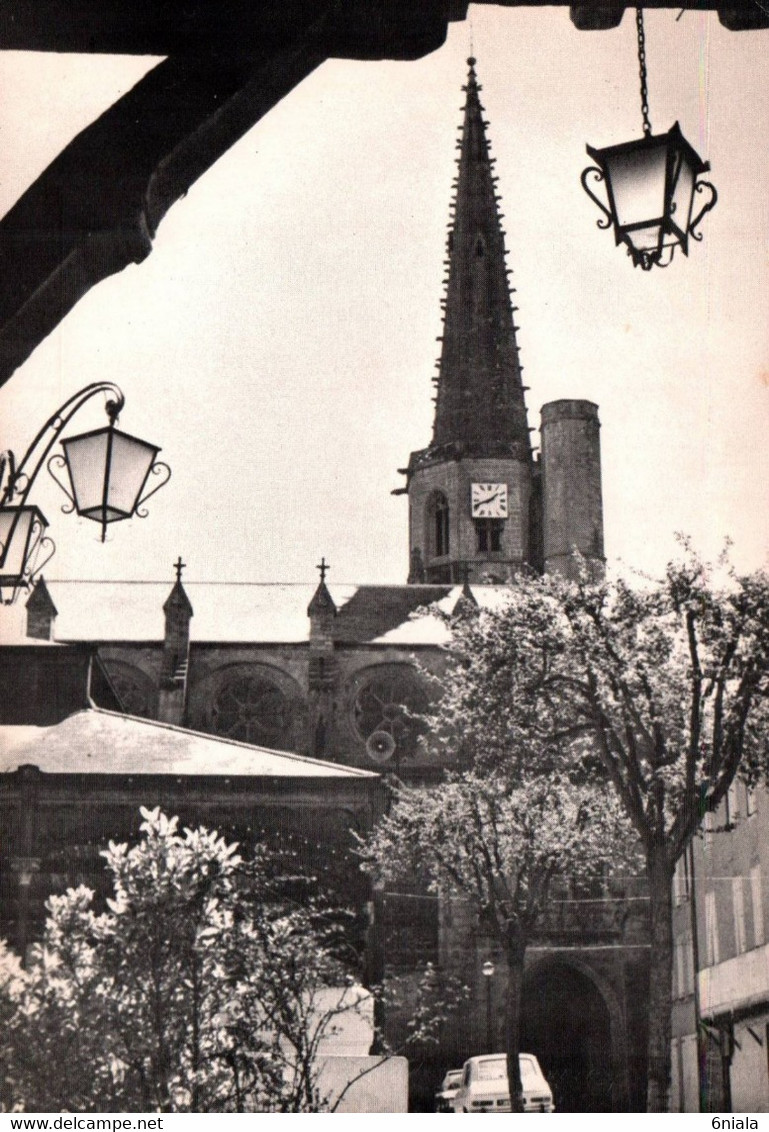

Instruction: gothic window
[210,671,291,748]
[351,664,430,765]
[475,518,503,552]
[426,491,450,560]
[475,237,485,257]
[101,660,155,718]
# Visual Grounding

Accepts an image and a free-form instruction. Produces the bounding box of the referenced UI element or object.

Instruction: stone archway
[521,960,621,1112]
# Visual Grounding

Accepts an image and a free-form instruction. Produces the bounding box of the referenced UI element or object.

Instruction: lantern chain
[636,6,652,137]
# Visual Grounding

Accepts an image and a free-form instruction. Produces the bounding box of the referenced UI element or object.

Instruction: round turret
[540,400,604,580]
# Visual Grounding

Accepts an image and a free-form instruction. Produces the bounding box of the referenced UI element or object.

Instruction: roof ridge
[45,580,465,588]
[83,706,379,777]
[45,579,363,587]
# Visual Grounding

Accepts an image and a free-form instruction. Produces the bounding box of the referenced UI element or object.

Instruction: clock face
[471,482,508,519]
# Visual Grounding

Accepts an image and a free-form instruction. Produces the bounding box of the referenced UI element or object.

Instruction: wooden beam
[0,0,763,384]
[0,0,459,386]
[0,0,762,54]
[0,47,327,387]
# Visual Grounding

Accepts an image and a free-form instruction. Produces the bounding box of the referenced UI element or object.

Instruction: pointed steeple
[432,58,531,459]
[307,556,336,620]
[400,59,540,585]
[159,557,193,725]
[162,556,194,622]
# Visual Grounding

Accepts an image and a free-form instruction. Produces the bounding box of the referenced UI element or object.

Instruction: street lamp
[482,959,495,1054]
[581,7,716,270]
[0,382,169,604]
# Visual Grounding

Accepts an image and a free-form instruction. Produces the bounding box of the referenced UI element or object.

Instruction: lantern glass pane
[0,507,46,582]
[669,147,696,237]
[63,427,160,525]
[605,141,668,229]
[625,223,664,252]
[105,431,159,519]
[62,429,111,520]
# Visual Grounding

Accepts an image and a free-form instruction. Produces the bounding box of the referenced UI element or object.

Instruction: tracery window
[351,664,430,765]
[210,671,291,747]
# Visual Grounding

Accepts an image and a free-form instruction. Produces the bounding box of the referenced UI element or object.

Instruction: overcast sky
[0,5,767,591]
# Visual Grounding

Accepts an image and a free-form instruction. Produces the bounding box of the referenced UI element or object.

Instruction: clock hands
[480,489,502,506]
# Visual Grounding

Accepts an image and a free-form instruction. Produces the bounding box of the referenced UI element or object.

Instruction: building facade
[671,781,769,1112]
[5,59,655,1111]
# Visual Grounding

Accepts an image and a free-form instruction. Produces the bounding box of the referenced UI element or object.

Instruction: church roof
[429,57,531,460]
[39,580,515,646]
[369,583,516,644]
[0,707,379,778]
[333,584,454,642]
[45,581,355,643]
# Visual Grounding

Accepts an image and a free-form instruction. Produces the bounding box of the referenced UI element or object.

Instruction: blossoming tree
[363,770,625,1111]
[0,807,363,1112]
[398,548,769,1111]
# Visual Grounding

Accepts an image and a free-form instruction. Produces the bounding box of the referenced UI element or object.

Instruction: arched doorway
[521,962,616,1112]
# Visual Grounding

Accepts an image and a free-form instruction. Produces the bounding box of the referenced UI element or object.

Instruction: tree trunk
[504,940,526,1113]
[646,845,675,1112]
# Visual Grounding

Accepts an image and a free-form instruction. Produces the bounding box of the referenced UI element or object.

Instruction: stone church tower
[400,58,604,584]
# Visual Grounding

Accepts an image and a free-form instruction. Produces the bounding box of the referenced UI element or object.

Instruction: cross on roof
[459,562,472,584]
[174,556,186,582]
[316,556,329,584]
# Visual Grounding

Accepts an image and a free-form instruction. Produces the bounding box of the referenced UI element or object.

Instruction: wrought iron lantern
[0,383,169,604]
[55,415,164,542]
[0,504,53,601]
[581,8,717,270]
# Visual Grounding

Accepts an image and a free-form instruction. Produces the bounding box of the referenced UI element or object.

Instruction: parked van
[453,1053,555,1113]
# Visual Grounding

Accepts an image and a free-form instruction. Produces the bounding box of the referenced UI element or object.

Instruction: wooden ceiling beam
[0,0,764,386]
[0,0,763,53]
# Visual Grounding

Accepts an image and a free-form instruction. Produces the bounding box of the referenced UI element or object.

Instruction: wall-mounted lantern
[0,383,169,603]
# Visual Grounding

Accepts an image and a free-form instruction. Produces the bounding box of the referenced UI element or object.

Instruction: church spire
[432,57,531,459]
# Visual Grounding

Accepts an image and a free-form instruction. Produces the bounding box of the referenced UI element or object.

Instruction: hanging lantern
[581,8,717,270]
[0,383,169,604]
[56,417,168,541]
[0,505,54,604]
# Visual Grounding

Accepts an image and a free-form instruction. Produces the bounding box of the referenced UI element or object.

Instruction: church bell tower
[399,58,535,585]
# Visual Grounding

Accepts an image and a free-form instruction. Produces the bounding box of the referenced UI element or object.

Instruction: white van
[452,1053,555,1113]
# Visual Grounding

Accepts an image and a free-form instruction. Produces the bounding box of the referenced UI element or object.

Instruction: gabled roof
[45,581,356,643]
[0,707,379,778]
[37,579,516,647]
